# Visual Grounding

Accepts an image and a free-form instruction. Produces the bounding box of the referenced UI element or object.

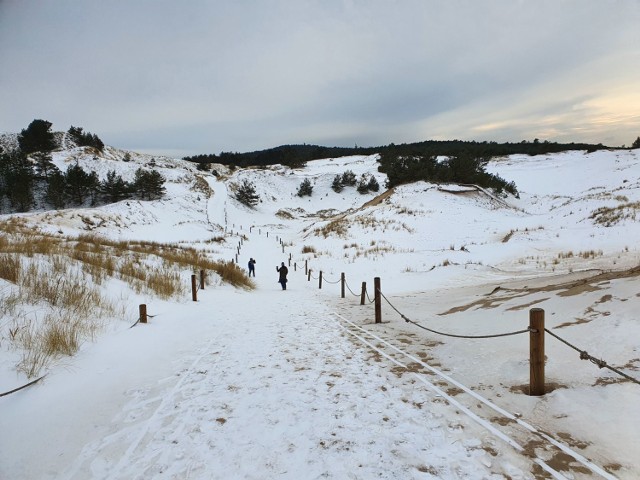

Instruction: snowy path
[2,230,600,479]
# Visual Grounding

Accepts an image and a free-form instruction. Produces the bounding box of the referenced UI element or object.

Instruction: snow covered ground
[1,147,639,479]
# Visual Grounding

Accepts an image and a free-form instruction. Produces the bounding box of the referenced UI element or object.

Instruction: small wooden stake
[360,282,366,306]
[191,275,197,301]
[139,304,147,324]
[200,269,205,289]
[341,272,345,298]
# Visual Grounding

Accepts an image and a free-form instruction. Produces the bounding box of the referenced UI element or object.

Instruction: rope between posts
[544,328,640,385]
[366,289,375,304]
[130,313,158,329]
[0,374,47,397]
[323,276,341,285]
[344,279,362,298]
[377,289,532,339]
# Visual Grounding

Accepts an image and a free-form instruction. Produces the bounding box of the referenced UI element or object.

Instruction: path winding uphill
[2,227,614,479]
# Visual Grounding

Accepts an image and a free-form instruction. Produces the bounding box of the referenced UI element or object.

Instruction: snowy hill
[1,144,639,479]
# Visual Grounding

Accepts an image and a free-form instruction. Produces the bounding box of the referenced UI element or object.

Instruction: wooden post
[305,259,308,275]
[235,253,238,263]
[288,258,291,267]
[200,269,205,289]
[266,231,269,238]
[294,262,297,272]
[191,275,198,302]
[529,308,545,396]
[282,244,285,254]
[319,271,323,289]
[308,269,311,282]
[289,253,292,261]
[374,277,381,323]
[341,272,345,298]
[139,304,147,324]
[360,282,366,305]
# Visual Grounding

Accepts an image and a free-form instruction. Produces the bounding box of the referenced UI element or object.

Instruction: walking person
[248,258,256,277]
[276,262,288,290]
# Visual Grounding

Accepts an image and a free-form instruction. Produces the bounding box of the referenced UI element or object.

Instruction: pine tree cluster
[0,150,166,213]
[68,126,105,151]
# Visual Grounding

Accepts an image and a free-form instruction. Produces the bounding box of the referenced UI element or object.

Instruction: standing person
[248,258,256,277]
[276,262,288,290]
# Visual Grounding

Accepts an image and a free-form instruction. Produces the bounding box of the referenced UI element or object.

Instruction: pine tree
[234,179,259,207]
[133,168,166,200]
[632,136,640,149]
[3,152,35,211]
[297,178,313,197]
[32,151,57,179]
[146,170,166,199]
[101,170,131,203]
[356,176,370,194]
[18,119,57,154]
[341,170,357,186]
[64,162,93,205]
[46,170,67,209]
[367,175,380,192]
[331,174,343,193]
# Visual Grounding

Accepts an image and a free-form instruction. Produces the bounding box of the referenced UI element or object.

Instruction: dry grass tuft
[0,253,21,283]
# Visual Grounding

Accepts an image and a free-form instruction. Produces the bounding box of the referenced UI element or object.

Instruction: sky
[1,0,640,157]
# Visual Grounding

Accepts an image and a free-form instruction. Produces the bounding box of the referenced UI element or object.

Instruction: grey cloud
[1,0,639,156]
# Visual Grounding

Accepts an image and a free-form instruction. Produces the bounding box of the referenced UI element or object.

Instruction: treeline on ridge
[183,138,608,170]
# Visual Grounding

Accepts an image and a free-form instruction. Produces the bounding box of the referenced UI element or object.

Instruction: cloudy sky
[1,1,639,157]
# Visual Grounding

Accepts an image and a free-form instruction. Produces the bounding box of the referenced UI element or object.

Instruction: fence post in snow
[294,262,296,272]
[282,244,285,254]
[374,277,381,323]
[341,273,345,298]
[139,304,147,324]
[191,275,198,302]
[529,308,545,396]
[288,257,291,267]
[360,282,366,305]
[305,260,308,275]
[319,271,323,289]
[235,254,238,264]
[200,269,205,289]
[308,269,311,282]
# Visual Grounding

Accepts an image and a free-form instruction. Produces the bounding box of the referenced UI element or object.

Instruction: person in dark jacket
[248,258,256,277]
[276,262,288,290]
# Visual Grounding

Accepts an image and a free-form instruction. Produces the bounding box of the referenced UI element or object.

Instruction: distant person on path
[276,262,288,290]
[248,258,256,277]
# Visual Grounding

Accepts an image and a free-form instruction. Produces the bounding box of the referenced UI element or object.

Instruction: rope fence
[176,223,640,394]
[544,328,640,385]
[378,289,532,339]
